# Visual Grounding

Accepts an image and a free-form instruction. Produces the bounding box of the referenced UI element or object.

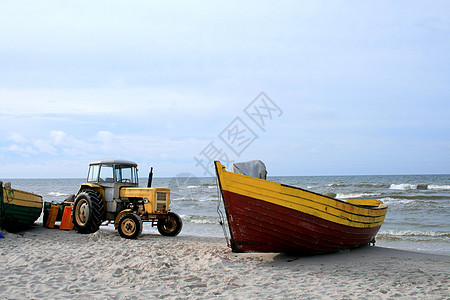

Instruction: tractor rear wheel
[157,212,182,236]
[72,189,105,234]
[117,212,143,239]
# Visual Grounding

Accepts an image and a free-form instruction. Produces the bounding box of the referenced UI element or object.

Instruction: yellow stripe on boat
[216,162,387,229]
[2,188,43,209]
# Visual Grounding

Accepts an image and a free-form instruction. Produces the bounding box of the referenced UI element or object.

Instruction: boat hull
[224,190,381,253]
[215,162,387,254]
[1,182,43,232]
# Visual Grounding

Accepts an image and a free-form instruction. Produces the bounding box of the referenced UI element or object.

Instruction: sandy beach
[1,225,449,299]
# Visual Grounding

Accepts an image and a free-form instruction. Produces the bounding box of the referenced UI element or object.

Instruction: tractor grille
[156,191,168,211]
[157,192,167,202]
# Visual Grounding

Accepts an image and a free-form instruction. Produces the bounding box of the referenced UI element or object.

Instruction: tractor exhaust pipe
[147,167,154,188]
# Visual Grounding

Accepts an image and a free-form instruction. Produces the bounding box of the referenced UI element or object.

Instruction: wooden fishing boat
[0,181,43,232]
[215,161,388,254]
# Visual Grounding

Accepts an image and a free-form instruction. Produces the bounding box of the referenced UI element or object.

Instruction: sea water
[2,174,449,256]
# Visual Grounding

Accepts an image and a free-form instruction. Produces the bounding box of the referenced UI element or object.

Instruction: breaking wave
[377,230,450,241]
[335,192,380,199]
[180,215,219,225]
[328,183,387,188]
[378,197,415,205]
[47,192,71,197]
[389,184,450,190]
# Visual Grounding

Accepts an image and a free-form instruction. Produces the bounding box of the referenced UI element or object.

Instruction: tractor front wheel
[72,190,105,234]
[117,212,143,239]
[157,212,182,236]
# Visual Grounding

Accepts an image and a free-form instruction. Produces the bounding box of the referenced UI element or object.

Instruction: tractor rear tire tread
[72,189,105,234]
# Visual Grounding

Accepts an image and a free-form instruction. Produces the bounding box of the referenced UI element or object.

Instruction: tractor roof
[89,159,138,166]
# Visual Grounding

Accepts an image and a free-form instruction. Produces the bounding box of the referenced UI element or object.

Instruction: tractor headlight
[143,198,149,204]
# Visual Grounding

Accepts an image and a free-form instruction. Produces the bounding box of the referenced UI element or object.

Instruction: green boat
[0,181,43,232]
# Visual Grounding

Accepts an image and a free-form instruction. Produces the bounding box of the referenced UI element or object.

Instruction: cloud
[7,144,37,156]
[49,131,68,145]
[5,131,82,157]
[33,139,58,155]
[4,129,205,162]
[8,133,28,144]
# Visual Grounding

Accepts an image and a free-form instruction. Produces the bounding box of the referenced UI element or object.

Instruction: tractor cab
[87,159,139,186]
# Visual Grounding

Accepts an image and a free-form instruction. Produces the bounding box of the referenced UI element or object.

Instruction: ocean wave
[180,214,219,224]
[327,183,387,188]
[379,197,415,205]
[355,183,389,188]
[328,183,348,187]
[336,192,380,199]
[377,230,450,241]
[202,183,217,187]
[389,183,450,190]
[47,192,71,197]
[306,185,319,189]
[392,195,449,201]
[172,197,215,202]
[389,184,419,190]
[428,184,450,190]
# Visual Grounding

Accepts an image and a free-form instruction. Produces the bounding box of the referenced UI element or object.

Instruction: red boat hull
[223,190,381,254]
[215,161,387,254]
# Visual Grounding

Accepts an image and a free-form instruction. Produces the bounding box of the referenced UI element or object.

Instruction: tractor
[71,159,182,239]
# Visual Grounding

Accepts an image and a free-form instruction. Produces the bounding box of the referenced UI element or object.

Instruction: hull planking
[215,161,387,254]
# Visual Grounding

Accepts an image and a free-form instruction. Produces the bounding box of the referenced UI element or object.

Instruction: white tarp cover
[230,160,267,180]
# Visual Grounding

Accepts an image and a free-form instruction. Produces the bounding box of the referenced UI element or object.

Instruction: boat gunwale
[230,178,387,219]
[2,187,43,201]
[1,182,43,208]
[279,183,387,210]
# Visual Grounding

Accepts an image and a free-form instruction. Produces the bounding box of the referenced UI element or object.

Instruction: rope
[216,178,230,248]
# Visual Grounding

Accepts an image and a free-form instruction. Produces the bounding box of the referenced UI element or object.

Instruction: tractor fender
[77,183,105,201]
[114,209,133,229]
[77,184,107,217]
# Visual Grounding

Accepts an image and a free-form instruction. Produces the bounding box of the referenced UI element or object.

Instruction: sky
[0,1,449,178]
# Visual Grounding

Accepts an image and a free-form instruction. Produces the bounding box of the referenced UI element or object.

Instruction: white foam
[180,215,218,224]
[389,184,417,190]
[379,229,450,238]
[379,197,414,204]
[47,192,70,197]
[336,192,380,199]
[428,184,450,190]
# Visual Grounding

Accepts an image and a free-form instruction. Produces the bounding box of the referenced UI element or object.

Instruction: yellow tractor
[72,159,182,239]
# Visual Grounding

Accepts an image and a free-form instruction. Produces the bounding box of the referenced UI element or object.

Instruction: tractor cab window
[87,164,100,182]
[115,165,138,184]
[99,164,114,183]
